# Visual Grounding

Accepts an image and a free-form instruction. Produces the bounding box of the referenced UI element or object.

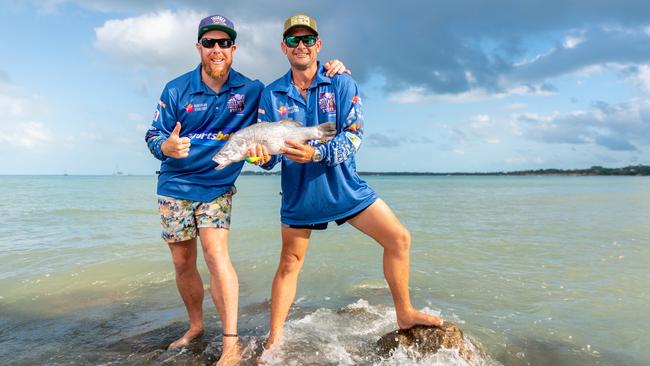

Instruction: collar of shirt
[272,62,332,96]
[188,64,246,96]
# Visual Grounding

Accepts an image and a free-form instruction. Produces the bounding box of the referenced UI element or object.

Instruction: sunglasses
[283,35,318,48]
[199,38,234,49]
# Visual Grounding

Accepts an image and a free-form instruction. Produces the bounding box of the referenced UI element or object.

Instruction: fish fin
[278,119,303,127]
[212,155,228,170]
[318,122,337,141]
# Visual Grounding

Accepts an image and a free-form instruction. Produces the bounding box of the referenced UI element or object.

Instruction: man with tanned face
[255,13,445,353]
[145,14,348,365]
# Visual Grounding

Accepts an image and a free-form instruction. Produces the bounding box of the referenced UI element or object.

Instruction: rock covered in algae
[376,322,475,363]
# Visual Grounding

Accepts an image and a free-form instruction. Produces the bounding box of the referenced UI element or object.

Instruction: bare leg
[167,238,205,349]
[198,227,241,366]
[348,199,443,329]
[265,226,311,349]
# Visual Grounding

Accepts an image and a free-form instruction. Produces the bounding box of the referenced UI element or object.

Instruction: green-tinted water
[1,175,649,365]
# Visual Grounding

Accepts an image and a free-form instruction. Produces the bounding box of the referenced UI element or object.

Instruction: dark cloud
[511,28,650,83]
[518,100,650,151]
[267,1,649,95]
[63,0,650,95]
[595,135,637,151]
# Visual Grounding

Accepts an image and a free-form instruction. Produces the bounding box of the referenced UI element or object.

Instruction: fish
[212,119,337,169]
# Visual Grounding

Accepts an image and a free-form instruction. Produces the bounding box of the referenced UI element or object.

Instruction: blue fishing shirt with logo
[145,65,264,202]
[258,63,377,225]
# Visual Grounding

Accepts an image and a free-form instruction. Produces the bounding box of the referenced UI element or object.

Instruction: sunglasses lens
[284,35,317,48]
[217,39,234,48]
[302,36,316,46]
[285,36,300,47]
[200,38,216,48]
[200,38,233,49]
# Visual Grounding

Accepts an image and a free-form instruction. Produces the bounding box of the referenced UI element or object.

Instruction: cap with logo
[283,14,318,37]
[198,14,237,41]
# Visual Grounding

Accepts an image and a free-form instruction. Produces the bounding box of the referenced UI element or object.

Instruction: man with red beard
[145,14,347,366]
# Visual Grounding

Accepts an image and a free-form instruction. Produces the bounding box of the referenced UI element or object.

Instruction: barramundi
[212,120,336,169]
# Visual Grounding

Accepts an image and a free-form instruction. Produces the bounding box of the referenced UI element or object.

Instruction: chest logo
[228,93,246,113]
[318,92,336,113]
[277,105,299,116]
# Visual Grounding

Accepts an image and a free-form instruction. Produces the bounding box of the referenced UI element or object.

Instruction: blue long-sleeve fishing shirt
[258,63,377,225]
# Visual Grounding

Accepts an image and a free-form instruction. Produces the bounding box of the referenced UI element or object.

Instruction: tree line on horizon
[240,165,650,176]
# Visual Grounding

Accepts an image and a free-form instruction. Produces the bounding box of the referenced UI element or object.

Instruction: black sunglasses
[200,38,234,49]
[284,35,318,48]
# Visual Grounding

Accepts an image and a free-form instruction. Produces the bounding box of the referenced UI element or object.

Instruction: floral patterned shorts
[158,188,236,243]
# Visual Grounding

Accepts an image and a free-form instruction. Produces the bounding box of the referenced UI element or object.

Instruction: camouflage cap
[283,13,318,37]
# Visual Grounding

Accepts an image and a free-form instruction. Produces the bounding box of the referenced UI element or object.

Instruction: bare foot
[216,338,241,366]
[397,308,444,329]
[257,337,282,365]
[168,327,204,350]
[263,337,278,352]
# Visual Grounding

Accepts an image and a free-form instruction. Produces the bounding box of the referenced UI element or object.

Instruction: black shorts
[288,203,373,230]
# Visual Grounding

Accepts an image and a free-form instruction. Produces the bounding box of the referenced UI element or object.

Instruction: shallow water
[1,175,649,365]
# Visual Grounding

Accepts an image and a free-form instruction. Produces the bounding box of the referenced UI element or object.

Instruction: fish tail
[318,122,337,141]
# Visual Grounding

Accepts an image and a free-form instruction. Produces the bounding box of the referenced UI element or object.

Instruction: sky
[1,0,650,174]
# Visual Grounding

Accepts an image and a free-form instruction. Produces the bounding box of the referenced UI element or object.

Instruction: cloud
[624,64,650,94]
[0,85,53,150]
[505,156,545,165]
[94,10,199,76]
[0,69,9,83]
[87,1,650,100]
[511,27,650,83]
[365,132,432,148]
[506,103,528,110]
[563,35,586,49]
[36,0,163,13]
[94,10,290,85]
[515,99,650,151]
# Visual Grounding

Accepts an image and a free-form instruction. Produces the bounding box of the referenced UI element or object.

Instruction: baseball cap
[198,14,237,41]
[283,13,318,37]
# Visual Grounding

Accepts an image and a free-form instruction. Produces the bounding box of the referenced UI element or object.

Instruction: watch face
[312,150,322,162]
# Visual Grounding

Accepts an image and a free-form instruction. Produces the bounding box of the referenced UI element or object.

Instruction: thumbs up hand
[161,122,191,159]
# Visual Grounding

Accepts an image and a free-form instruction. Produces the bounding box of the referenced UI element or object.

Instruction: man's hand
[281,139,315,163]
[161,122,191,159]
[323,59,352,77]
[246,143,271,165]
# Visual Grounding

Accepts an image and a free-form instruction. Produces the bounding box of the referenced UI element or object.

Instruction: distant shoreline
[241,164,650,177]
[2,165,648,176]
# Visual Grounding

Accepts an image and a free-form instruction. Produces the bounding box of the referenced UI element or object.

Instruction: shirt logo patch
[352,95,361,104]
[319,92,336,113]
[258,108,266,115]
[153,109,159,122]
[158,99,167,109]
[277,105,299,116]
[185,102,208,113]
[227,93,246,113]
[345,132,362,150]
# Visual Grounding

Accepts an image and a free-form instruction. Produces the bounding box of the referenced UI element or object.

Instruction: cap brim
[283,25,318,38]
[198,25,237,41]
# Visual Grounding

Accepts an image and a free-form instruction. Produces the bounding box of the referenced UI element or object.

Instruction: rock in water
[376,323,474,363]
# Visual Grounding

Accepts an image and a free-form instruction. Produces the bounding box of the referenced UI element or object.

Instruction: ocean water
[1,175,649,365]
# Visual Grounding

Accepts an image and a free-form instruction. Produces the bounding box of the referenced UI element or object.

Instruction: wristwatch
[311,148,323,163]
